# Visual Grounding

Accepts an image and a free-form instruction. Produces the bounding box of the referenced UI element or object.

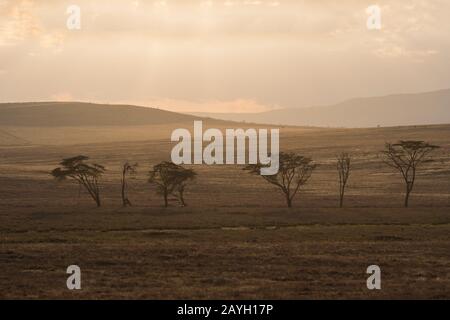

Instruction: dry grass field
[1,123,449,299]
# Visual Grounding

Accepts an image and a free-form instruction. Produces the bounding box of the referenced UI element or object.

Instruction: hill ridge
[192,88,450,127]
[0,101,202,127]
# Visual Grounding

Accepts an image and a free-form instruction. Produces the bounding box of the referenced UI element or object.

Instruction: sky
[0,0,450,113]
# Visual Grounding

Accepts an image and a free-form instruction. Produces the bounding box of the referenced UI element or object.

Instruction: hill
[0,102,201,127]
[0,101,275,146]
[192,89,450,127]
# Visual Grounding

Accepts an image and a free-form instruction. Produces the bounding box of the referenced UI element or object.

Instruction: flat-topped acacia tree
[149,161,197,207]
[51,155,106,207]
[382,140,440,207]
[244,152,317,208]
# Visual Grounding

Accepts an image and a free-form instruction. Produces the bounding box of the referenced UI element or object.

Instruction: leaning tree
[337,152,352,208]
[51,155,106,207]
[244,152,317,208]
[148,161,196,207]
[382,140,440,207]
[121,162,138,207]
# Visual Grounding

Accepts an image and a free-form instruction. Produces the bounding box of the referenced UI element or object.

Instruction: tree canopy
[244,152,316,208]
[148,161,197,207]
[382,140,440,207]
[51,155,106,207]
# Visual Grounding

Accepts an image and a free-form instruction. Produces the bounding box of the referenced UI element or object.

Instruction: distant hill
[0,102,201,126]
[192,89,450,127]
[4,89,449,128]
[0,101,265,146]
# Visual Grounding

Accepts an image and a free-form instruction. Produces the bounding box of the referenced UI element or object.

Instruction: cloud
[0,0,65,51]
[39,31,65,52]
[50,92,74,102]
[1,0,449,111]
[0,0,41,46]
[374,45,439,61]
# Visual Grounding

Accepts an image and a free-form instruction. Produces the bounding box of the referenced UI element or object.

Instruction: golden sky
[1,0,449,113]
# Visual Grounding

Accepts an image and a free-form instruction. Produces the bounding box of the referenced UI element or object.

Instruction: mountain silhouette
[192,89,450,127]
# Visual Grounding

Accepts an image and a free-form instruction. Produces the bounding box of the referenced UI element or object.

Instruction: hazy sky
[1,0,450,113]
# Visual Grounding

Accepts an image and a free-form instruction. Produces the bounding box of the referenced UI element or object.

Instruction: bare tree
[121,162,138,207]
[244,152,316,208]
[51,155,106,207]
[337,152,351,208]
[148,161,196,207]
[382,140,440,207]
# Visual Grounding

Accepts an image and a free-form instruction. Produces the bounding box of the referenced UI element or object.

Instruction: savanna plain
[1,122,449,299]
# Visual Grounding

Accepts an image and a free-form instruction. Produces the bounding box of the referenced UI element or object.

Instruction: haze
[1,0,450,113]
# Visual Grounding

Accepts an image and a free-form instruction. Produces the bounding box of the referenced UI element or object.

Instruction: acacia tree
[244,152,317,208]
[382,140,440,207]
[337,152,351,208]
[51,155,106,207]
[148,161,196,207]
[172,169,197,207]
[121,162,138,207]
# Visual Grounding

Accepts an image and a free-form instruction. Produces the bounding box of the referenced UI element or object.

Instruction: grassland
[0,123,449,299]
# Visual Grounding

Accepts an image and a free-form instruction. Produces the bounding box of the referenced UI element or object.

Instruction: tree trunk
[404,183,413,208]
[286,194,292,208]
[164,190,168,207]
[339,187,345,208]
[179,190,186,207]
[95,194,101,207]
[123,198,132,207]
[121,171,132,207]
[404,189,410,208]
[121,177,126,207]
[85,185,101,207]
